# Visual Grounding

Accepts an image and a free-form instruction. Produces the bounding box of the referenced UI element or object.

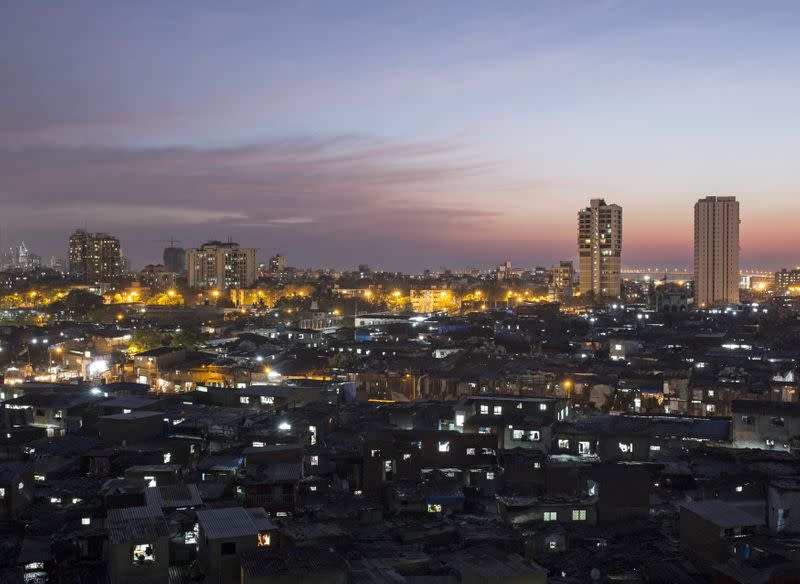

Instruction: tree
[171,326,204,349]
[328,351,359,370]
[128,329,163,355]
[47,289,104,314]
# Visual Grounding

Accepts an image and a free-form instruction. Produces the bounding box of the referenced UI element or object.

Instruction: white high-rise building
[694,196,740,307]
[187,241,257,290]
[578,198,622,298]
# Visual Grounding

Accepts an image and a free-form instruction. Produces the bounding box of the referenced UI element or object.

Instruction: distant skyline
[2,1,800,271]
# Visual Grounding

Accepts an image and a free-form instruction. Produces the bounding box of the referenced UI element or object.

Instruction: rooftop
[107,505,169,544]
[681,500,765,528]
[196,507,275,539]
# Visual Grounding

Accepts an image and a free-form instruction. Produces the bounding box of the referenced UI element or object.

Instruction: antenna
[155,238,182,248]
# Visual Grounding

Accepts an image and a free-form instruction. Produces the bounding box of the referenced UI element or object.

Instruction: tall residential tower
[187,241,257,289]
[694,196,740,307]
[68,229,123,283]
[578,198,622,299]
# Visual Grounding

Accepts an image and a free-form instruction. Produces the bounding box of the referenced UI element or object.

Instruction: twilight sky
[2,1,800,271]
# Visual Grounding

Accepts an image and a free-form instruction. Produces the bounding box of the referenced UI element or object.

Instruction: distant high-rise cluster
[68,229,123,283]
[1,242,41,271]
[187,241,257,289]
[694,196,740,307]
[578,198,622,299]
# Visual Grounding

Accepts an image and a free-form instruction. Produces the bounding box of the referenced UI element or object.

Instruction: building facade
[775,268,800,293]
[578,199,622,299]
[187,241,257,289]
[68,229,123,283]
[694,196,739,307]
[548,261,574,302]
[269,254,287,273]
[163,245,186,275]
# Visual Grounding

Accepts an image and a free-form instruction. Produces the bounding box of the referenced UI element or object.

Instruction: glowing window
[572,509,587,521]
[131,543,156,565]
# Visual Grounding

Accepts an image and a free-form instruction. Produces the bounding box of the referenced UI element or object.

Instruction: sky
[1,1,800,272]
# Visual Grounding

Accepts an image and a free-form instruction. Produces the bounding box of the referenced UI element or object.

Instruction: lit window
[578,441,591,455]
[558,439,569,449]
[370,449,380,458]
[486,472,494,480]
[529,430,540,441]
[82,517,91,525]
[480,405,489,415]
[466,448,476,456]
[403,453,411,460]
[310,455,319,466]
[50,496,61,504]
[384,460,392,472]
[310,485,317,491]
[427,504,442,513]
[543,511,557,521]
[163,452,171,464]
[257,532,271,547]
[240,397,250,404]
[309,425,317,445]
[0,488,5,498]
[533,462,541,469]
[618,442,633,454]
[539,403,548,411]
[572,509,587,521]
[493,406,502,416]
[131,543,156,565]
[144,476,156,488]
[252,441,265,448]
[735,485,743,493]
[512,429,524,440]
[478,427,490,434]
[455,414,465,427]
[260,396,274,405]
[438,440,450,453]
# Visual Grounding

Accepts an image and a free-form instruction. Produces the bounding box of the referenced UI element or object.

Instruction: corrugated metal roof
[144,484,202,509]
[107,505,169,543]
[196,507,275,540]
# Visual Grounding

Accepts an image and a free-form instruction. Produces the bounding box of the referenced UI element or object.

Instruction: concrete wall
[108,539,169,584]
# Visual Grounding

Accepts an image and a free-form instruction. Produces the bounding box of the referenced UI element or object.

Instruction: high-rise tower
[694,196,740,307]
[578,198,622,299]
